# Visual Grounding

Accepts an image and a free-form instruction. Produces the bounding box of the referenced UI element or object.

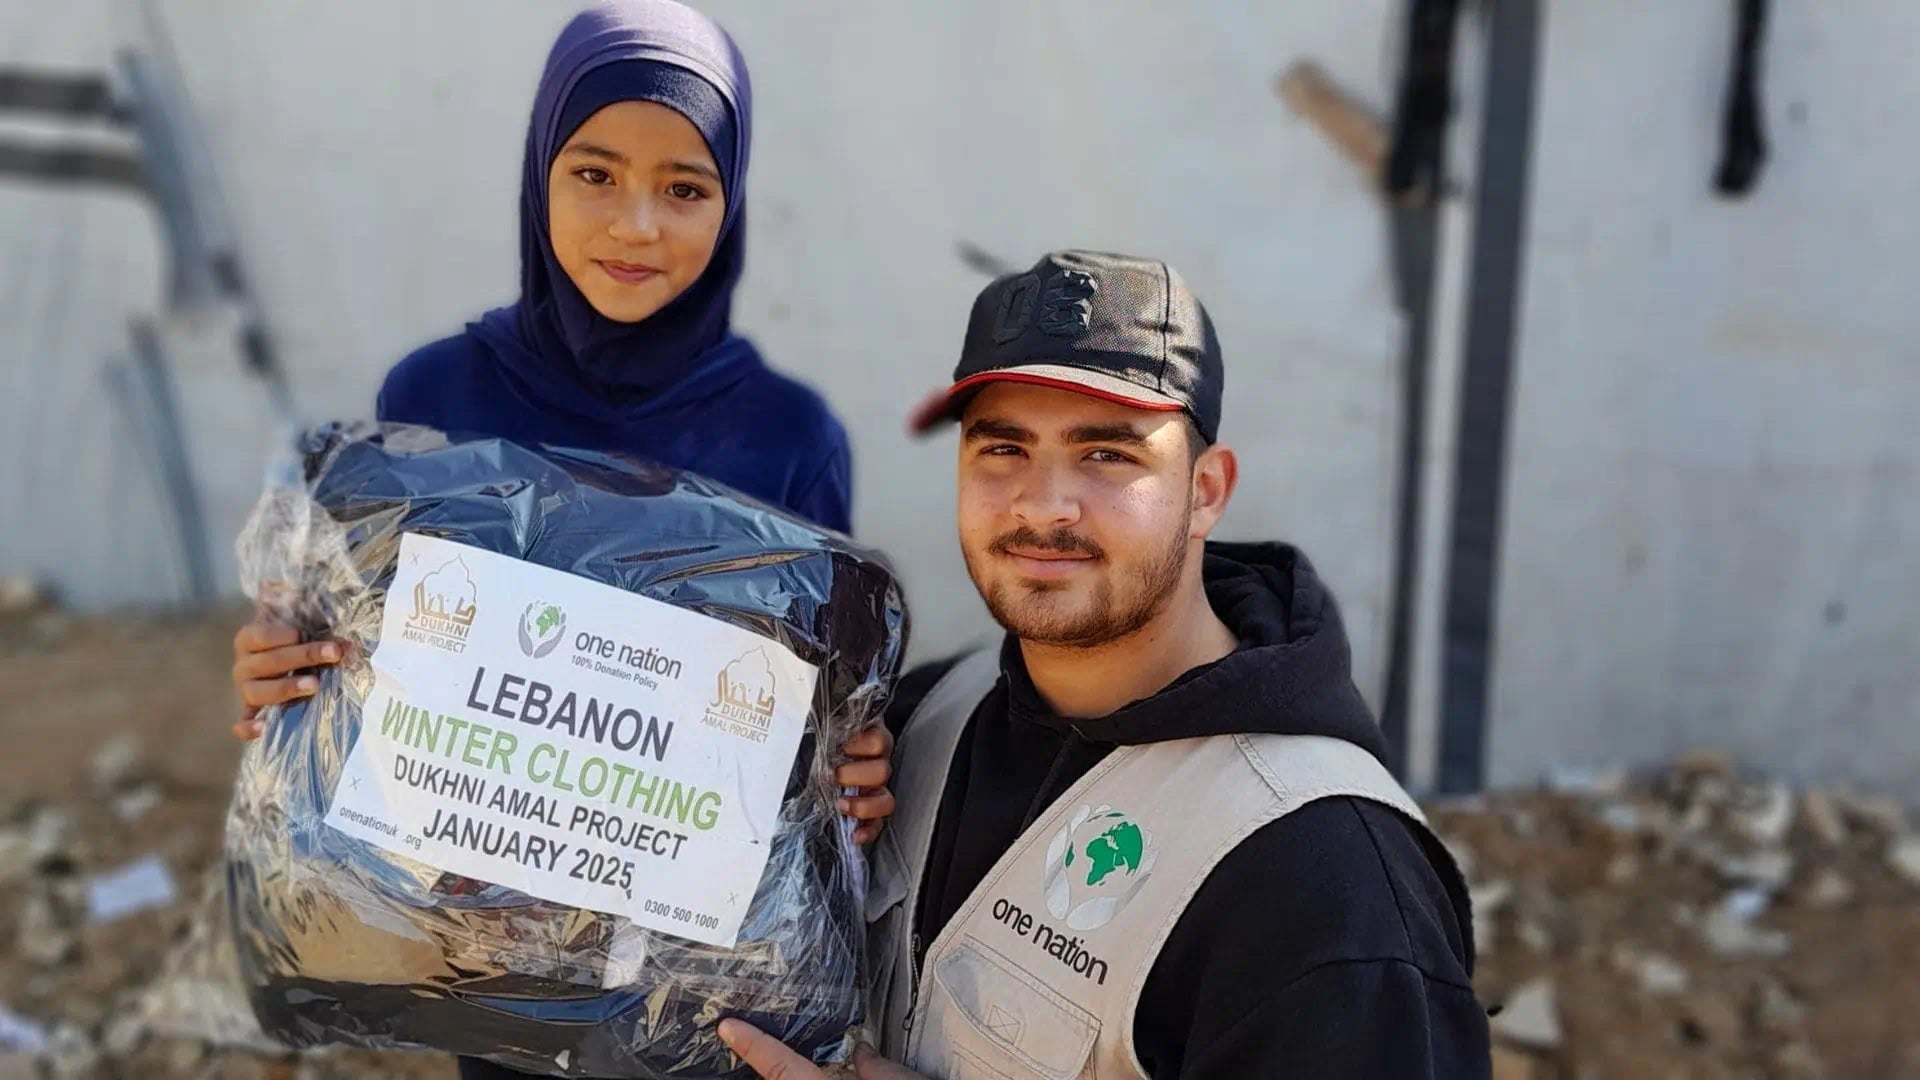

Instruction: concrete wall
[1489,1,1920,793]
[0,1,181,603]
[3,1,1916,792]
[0,0,1405,688]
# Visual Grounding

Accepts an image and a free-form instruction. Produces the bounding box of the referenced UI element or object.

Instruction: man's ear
[1189,443,1238,540]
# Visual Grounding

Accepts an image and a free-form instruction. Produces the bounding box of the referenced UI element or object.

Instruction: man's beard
[966,505,1192,650]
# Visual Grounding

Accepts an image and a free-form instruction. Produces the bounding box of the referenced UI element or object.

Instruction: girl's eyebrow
[560,142,626,164]
[561,145,721,185]
[666,160,722,183]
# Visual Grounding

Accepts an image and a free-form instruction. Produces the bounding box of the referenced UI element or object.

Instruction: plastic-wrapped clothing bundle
[224,423,907,1078]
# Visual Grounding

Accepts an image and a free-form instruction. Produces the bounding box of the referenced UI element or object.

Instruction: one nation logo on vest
[1044,804,1156,931]
[405,557,479,654]
[987,804,1156,988]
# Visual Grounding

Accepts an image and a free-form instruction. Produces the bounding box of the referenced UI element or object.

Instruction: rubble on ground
[0,574,49,618]
[1441,746,1920,1078]
[2,608,1918,1077]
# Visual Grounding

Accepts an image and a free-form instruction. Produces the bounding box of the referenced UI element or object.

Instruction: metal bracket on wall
[1715,0,1770,197]
[1376,0,1465,781]
[0,69,143,189]
[0,30,293,603]
[1437,0,1543,794]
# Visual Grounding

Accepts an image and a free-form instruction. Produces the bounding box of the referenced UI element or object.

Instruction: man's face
[957,383,1202,649]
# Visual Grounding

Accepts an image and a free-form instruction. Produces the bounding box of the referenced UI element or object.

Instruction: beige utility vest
[867,650,1434,1079]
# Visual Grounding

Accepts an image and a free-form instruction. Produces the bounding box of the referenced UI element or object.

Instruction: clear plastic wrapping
[223,423,907,1077]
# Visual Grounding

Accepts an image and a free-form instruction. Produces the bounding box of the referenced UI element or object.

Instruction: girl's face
[547,101,726,324]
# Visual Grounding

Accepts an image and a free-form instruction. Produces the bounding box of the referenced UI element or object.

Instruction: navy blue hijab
[379,2,853,531]
[474,1,755,418]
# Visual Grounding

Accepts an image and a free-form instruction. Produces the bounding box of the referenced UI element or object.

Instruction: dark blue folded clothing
[225,422,906,1078]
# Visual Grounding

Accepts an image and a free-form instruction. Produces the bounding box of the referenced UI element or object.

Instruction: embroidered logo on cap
[991,272,1041,343]
[1037,269,1098,337]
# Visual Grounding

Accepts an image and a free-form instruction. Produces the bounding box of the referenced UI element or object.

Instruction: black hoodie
[887,543,1491,1078]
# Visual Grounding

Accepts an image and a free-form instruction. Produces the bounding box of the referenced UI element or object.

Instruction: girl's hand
[834,725,896,845]
[230,619,344,739]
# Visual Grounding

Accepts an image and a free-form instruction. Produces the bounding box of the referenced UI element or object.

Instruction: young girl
[229,0,893,985]
[375,0,852,530]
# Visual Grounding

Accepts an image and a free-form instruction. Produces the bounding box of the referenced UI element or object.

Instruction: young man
[723,251,1491,1078]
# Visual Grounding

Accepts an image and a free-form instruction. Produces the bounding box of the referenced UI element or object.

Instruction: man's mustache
[988,528,1105,560]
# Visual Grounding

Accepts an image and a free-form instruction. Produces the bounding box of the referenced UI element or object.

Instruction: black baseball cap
[908,250,1225,443]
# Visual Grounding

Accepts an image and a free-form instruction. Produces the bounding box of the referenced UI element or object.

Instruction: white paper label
[324,533,818,947]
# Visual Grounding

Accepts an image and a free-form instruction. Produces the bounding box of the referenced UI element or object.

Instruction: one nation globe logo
[517,601,568,659]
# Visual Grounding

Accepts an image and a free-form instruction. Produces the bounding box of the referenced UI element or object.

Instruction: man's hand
[717,1020,925,1079]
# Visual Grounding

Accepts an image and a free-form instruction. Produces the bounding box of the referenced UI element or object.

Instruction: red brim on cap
[906,365,1186,435]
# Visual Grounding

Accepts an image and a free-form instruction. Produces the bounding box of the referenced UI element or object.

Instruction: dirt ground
[2,603,1917,1078]
[0,605,453,1079]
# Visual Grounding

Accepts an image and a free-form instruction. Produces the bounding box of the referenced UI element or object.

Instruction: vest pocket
[941,1046,1020,1080]
[910,936,1096,1080]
